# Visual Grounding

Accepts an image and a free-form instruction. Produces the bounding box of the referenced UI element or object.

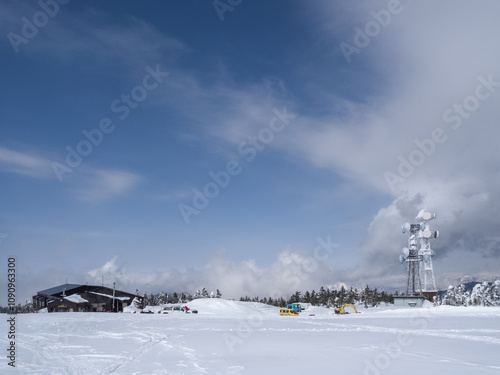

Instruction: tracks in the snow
[105,333,168,374]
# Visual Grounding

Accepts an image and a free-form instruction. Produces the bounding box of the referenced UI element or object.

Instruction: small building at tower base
[393,296,426,307]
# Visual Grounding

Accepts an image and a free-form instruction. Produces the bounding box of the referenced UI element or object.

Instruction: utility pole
[112,282,116,312]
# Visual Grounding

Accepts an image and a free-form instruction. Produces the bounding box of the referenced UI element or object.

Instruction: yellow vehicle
[279,308,299,316]
[334,304,360,315]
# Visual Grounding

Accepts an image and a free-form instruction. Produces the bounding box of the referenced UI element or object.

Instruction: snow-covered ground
[2,299,500,374]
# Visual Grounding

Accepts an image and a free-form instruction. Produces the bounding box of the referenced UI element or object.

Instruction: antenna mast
[400,209,439,297]
[416,210,439,292]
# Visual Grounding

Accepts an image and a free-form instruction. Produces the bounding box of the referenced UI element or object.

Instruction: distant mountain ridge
[437,276,500,296]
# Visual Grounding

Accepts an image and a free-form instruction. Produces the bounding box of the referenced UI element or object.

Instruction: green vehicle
[286,303,301,313]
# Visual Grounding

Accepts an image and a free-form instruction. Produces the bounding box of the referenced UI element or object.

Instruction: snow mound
[123,299,279,316]
[185,299,278,316]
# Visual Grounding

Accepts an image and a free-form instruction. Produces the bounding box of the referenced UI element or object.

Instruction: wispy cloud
[1,2,187,71]
[0,146,141,203]
[73,167,142,203]
[0,146,53,179]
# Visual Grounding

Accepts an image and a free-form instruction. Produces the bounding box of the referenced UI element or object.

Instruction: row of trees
[140,288,222,307]
[138,285,393,309]
[436,280,500,307]
[0,303,36,314]
[8,281,500,312]
[240,285,394,308]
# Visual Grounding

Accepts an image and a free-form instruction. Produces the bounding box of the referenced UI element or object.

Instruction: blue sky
[1,0,500,302]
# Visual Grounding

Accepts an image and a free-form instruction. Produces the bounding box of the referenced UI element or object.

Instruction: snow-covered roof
[64,294,88,304]
[89,291,131,301]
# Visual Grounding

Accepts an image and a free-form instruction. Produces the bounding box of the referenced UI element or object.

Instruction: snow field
[1,299,499,374]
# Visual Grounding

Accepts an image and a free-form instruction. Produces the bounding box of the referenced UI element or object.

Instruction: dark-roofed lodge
[32,283,141,312]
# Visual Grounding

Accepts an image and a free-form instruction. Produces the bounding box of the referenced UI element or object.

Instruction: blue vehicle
[286,303,301,313]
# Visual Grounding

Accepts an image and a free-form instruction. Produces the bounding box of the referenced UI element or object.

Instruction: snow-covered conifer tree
[157,292,166,305]
[491,280,500,306]
[202,288,209,298]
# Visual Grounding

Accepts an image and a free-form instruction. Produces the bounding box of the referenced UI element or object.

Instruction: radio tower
[400,222,422,296]
[400,209,439,299]
[415,209,439,294]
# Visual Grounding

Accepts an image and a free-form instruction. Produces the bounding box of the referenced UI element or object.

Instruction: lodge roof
[37,283,83,296]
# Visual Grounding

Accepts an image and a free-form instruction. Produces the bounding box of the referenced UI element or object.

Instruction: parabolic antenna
[423,230,433,238]
[399,254,405,263]
[402,247,409,258]
[422,211,436,221]
[423,229,439,239]
[423,254,430,262]
[401,223,411,233]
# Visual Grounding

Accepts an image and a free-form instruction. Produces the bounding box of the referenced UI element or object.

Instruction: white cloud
[73,167,142,203]
[282,1,499,187]
[0,146,53,178]
[83,248,348,300]
[88,256,121,279]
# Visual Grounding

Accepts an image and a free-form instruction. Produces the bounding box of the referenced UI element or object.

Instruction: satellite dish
[430,249,435,256]
[401,223,411,233]
[423,254,430,262]
[402,247,409,258]
[434,230,439,238]
[399,254,405,263]
[423,230,433,239]
[422,211,432,220]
